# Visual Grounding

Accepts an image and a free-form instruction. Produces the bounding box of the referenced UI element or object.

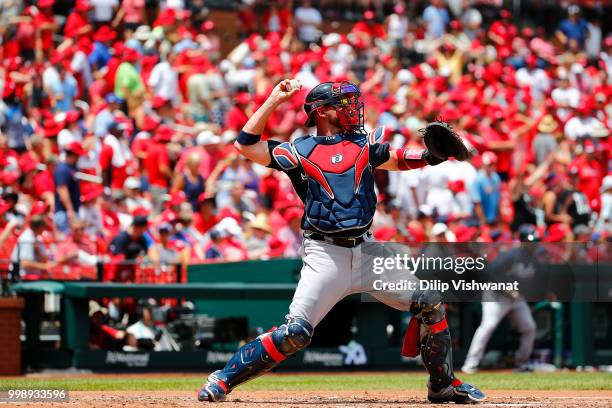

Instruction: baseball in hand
[283,79,301,92]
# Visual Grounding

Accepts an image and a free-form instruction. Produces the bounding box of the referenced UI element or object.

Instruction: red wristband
[396,148,427,170]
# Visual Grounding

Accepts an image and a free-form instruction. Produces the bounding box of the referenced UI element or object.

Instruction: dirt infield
[4,371,612,407]
[6,390,612,408]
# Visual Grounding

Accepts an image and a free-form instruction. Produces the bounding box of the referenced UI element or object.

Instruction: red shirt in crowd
[99,136,130,190]
[144,141,170,188]
[28,170,54,200]
[262,7,291,34]
[64,12,90,39]
[352,21,386,39]
[34,10,55,51]
[570,156,605,209]
[489,20,517,50]
[0,223,19,270]
[225,106,249,132]
[193,213,218,234]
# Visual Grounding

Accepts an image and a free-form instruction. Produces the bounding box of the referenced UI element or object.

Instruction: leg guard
[198,317,313,402]
[406,289,486,403]
[409,290,458,393]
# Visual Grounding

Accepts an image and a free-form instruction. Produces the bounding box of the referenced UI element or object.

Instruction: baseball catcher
[197,79,485,404]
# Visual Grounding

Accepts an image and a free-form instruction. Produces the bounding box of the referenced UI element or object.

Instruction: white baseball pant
[289,237,414,327]
[462,298,536,370]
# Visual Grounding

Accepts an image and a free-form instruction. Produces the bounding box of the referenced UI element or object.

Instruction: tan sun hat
[248,214,272,234]
[537,114,558,134]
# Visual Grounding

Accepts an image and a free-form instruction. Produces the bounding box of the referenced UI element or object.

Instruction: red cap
[77,37,93,53]
[500,9,511,19]
[65,141,86,156]
[123,47,141,63]
[218,206,241,223]
[234,92,251,105]
[38,0,55,7]
[154,124,174,142]
[43,119,63,138]
[169,191,186,207]
[142,115,161,132]
[152,95,169,109]
[154,9,176,26]
[75,0,91,11]
[94,25,117,43]
[198,192,215,203]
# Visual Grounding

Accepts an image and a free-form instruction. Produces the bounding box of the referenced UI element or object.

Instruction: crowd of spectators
[0,0,610,281]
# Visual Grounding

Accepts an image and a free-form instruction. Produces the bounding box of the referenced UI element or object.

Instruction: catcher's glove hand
[421,121,475,163]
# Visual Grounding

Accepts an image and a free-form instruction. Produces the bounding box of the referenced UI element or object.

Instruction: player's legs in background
[461,300,511,373]
[198,238,352,402]
[508,300,536,371]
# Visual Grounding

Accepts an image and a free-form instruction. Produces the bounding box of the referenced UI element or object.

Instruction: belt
[306,232,369,248]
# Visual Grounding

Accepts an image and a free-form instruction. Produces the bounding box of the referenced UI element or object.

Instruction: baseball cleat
[513,364,534,373]
[460,365,478,375]
[428,383,486,404]
[197,373,228,402]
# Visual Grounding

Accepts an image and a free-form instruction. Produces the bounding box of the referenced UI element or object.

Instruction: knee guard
[409,289,445,325]
[271,316,314,355]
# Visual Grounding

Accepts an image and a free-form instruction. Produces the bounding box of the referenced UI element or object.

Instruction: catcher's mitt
[421,121,475,161]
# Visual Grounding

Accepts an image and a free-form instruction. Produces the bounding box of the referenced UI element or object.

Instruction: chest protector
[272,129,383,237]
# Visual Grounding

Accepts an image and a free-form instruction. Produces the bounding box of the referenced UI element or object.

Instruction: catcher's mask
[304,81,365,134]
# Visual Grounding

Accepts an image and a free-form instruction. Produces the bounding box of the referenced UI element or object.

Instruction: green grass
[1,372,611,391]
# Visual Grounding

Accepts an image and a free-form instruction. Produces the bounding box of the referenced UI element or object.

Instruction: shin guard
[420,317,461,393]
[209,332,286,393]
[408,290,461,394]
[202,317,313,401]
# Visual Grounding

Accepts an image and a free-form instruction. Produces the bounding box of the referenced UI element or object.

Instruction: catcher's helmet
[304,81,364,133]
[518,224,539,242]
